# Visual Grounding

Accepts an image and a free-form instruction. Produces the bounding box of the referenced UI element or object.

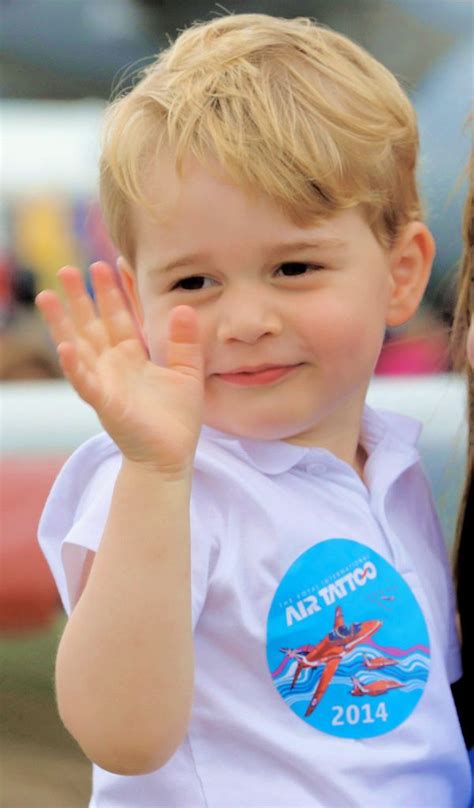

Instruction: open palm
[36,263,204,475]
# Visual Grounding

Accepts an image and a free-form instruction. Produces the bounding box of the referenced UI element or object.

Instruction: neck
[284,397,368,478]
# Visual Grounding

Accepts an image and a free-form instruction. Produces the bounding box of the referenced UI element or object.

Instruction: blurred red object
[0,457,65,632]
[375,333,449,375]
[0,254,13,321]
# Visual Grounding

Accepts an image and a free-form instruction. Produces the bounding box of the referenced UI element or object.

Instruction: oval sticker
[266,539,430,738]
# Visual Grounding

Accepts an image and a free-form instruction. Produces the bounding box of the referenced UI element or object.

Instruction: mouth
[213,363,304,387]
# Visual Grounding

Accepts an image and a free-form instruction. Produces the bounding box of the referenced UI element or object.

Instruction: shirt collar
[199,405,422,476]
[360,406,422,454]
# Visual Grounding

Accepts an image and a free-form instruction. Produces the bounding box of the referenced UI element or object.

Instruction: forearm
[55,460,194,774]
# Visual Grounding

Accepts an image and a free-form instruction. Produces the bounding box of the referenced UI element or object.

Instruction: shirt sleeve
[38,433,122,614]
[38,433,218,626]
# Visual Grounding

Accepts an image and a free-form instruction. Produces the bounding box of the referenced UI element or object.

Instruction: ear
[117,256,144,324]
[386,222,435,327]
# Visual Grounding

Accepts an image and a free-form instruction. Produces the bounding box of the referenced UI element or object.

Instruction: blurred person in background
[0,261,61,380]
[0,324,61,380]
[451,152,473,769]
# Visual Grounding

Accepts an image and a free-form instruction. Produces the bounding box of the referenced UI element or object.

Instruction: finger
[57,342,101,408]
[36,290,98,374]
[58,267,109,352]
[91,262,143,347]
[166,305,203,380]
[36,290,77,346]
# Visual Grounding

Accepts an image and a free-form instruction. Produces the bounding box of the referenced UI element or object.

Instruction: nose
[216,290,283,344]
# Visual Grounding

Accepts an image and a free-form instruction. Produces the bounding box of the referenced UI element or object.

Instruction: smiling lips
[214,364,303,386]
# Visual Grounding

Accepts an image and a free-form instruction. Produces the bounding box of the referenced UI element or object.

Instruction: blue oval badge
[266,539,430,738]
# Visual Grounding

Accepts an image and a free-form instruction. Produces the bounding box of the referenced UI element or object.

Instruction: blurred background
[1,1,472,806]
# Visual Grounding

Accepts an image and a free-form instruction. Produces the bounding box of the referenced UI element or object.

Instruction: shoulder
[363,405,423,450]
[38,432,122,613]
[40,432,122,533]
[40,428,241,539]
[38,432,122,568]
[56,431,122,488]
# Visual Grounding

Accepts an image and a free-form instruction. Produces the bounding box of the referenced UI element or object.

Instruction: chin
[205,412,314,442]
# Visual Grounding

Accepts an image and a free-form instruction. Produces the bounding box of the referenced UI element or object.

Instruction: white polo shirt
[39,406,472,807]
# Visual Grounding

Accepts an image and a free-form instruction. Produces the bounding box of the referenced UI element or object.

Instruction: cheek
[305,295,386,359]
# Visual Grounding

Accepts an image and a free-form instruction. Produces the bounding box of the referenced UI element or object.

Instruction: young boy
[36,14,471,807]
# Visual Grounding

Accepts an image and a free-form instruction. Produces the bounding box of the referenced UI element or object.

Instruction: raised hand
[36,263,204,476]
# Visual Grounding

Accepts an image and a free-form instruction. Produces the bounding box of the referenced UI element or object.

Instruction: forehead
[132,154,368,268]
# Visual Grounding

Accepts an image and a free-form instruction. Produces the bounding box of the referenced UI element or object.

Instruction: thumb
[166,305,204,380]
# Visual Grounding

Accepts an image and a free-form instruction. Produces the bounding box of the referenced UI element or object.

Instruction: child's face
[123,158,397,446]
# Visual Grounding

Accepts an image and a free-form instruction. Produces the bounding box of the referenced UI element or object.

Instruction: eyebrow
[149,238,348,276]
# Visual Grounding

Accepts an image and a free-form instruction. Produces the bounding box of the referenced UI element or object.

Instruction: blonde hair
[450,147,473,747]
[99,13,422,261]
[452,152,473,555]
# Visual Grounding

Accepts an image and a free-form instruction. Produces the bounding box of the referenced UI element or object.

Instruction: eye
[171,275,215,291]
[276,262,323,277]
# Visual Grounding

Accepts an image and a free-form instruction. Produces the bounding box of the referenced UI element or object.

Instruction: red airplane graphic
[363,654,396,669]
[282,605,382,716]
[351,676,403,697]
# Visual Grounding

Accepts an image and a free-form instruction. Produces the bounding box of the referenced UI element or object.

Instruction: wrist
[120,456,194,486]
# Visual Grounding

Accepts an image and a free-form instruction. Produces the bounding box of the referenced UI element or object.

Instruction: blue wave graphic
[274,644,430,700]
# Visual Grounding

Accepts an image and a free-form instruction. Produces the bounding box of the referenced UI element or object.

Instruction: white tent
[1,99,105,197]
